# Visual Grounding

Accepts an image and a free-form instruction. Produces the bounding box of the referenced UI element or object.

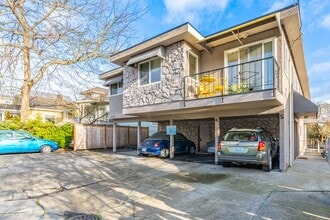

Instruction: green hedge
[0,116,73,148]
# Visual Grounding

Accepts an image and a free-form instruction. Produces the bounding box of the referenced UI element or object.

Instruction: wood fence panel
[86,126,106,149]
[105,126,113,148]
[73,124,150,150]
[129,127,137,146]
[74,124,87,150]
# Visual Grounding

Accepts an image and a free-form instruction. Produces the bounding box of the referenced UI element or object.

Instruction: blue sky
[131,0,330,103]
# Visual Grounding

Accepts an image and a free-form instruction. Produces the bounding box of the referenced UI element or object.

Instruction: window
[139,57,161,86]
[226,41,273,90]
[0,132,13,140]
[45,115,56,123]
[110,81,123,95]
[15,132,30,140]
[188,52,198,76]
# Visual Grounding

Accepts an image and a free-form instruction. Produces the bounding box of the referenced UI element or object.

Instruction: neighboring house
[75,87,109,124]
[29,92,75,123]
[0,96,20,122]
[0,93,75,123]
[100,4,317,171]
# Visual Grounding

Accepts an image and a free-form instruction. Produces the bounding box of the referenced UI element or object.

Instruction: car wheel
[188,146,195,154]
[159,148,169,158]
[262,155,272,172]
[222,162,231,167]
[41,145,52,153]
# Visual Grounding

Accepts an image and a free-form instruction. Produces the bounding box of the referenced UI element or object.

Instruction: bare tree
[0,0,145,122]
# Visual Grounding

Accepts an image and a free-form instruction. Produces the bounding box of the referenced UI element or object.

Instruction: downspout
[289,59,294,166]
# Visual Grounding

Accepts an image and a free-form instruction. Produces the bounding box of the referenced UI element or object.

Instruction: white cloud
[309,62,330,103]
[310,61,330,74]
[265,0,293,14]
[321,14,330,28]
[163,0,229,25]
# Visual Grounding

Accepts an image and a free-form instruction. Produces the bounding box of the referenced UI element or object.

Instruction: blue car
[0,130,59,154]
[137,131,196,158]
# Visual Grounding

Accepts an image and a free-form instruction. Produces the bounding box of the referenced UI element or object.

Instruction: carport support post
[113,122,117,153]
[137,121,141,151]
[214,117,220,164]
[170,120,174,159]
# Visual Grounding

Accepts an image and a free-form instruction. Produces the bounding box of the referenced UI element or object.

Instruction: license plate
[230,147,245,153]
[142,147,146,152]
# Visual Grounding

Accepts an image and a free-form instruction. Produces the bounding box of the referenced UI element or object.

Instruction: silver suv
[217,128,278,171]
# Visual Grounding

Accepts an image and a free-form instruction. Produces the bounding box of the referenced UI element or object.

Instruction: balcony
[184,57,280,101]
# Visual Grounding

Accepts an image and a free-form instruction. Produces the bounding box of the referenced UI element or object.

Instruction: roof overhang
[110,23,204,66]
[198,14,278,49]
[99,67,123,80]
[280,5,310,99]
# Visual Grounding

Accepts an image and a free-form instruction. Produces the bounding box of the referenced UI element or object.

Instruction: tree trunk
[20,82,31,122]
[20,33,32,122]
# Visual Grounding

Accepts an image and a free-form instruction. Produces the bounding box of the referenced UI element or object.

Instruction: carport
[112,111,281,170]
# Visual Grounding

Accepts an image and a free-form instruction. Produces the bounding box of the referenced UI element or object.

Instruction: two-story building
[100,4,317,171]
[75,87,110,124]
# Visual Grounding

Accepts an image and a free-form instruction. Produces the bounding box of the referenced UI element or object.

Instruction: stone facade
[123,42,186,108]
[158,115,279,151]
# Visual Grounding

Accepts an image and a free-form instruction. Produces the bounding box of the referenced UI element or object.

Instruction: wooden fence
[73,124,149,151]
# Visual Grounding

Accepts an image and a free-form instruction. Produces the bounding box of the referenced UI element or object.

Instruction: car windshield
[223,131,258,142]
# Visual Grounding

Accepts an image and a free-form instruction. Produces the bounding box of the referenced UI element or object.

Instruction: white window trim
[138,57,162,86]
[225,38,275,58]
[110,82,123,96]
[224,38,276,89]
[188,51,199,76]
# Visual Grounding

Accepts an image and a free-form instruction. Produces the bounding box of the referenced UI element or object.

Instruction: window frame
[138,57,162,86]
[188,51,198,76]
[110,81,123,96]
[224,38,276,90]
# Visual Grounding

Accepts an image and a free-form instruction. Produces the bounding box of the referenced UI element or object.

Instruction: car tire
[188,146,195,154]
[262,155,272,172]
[159,148,169,158]
[41,145,52,153]
[222,162,231,167]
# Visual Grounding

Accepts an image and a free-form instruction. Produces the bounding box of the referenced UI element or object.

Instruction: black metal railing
[184,57,279,100]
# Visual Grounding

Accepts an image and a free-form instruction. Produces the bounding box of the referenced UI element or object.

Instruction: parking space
[0,150,329,219]
[121,149,283,172]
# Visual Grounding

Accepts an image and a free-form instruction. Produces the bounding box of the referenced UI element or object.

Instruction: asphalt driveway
[0,149,329,220]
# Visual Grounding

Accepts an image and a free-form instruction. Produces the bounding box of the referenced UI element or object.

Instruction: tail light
[154,142,160,148]
[217,142,222,151]
[258,141,266,151]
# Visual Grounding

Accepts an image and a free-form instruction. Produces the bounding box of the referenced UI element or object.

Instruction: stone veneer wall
[220,115,280,138]
[158,119,214,151]
[123,42,185,108]
[158,114,280,151]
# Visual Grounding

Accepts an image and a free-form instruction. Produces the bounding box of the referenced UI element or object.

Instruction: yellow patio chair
[198,85,210,97]
[214,77,227,95]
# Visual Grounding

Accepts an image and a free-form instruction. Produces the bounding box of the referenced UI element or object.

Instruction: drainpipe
[170,120,174,159]
[289,60,293,166]
[214,117,220,164]
[137,121,141,153]
[113,122,117,153]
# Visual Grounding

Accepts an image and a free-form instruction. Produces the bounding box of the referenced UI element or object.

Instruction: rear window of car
[150,132,169,140]
[223,131,258,142]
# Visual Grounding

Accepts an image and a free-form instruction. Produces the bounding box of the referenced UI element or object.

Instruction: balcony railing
[184,57,280,100]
